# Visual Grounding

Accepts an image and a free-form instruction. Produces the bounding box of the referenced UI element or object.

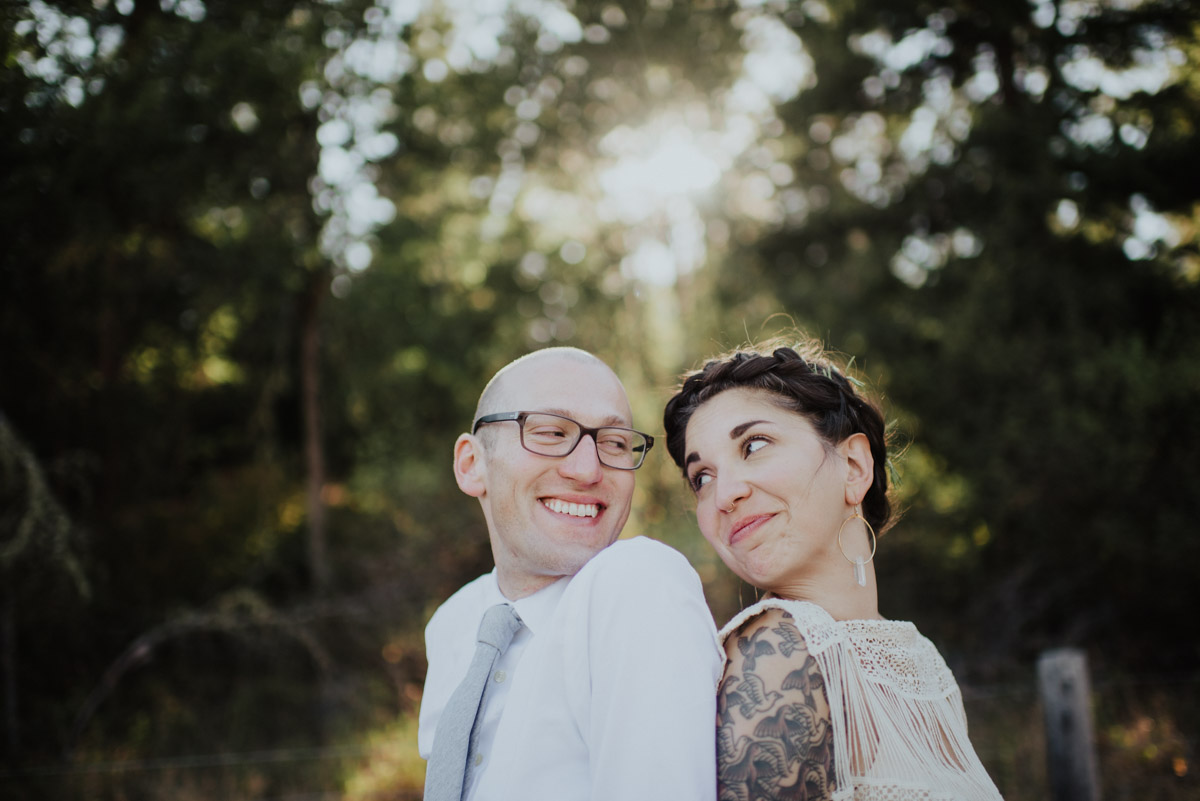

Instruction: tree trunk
[300,270,337,736]
[300,270,331,595]
[2,584,17,757]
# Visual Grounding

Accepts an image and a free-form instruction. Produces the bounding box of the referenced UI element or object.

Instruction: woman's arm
[718,607,836,801]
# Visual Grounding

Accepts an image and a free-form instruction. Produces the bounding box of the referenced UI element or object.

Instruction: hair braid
[664,343,894,534]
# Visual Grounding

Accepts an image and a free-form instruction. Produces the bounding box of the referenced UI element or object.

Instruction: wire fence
[2,671,1196,801]
[962,670,1198,801]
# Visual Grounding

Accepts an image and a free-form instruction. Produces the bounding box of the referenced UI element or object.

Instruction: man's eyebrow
[539,408,629,427]
[684,419,772,467]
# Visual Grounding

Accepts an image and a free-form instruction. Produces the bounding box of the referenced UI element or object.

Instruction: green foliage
[1,0,377,780]
[699,0,1200,674]
[2,0,1197,798]
[0,413,89,597]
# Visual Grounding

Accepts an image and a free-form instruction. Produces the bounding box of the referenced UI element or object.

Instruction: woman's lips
[729,513,774,546]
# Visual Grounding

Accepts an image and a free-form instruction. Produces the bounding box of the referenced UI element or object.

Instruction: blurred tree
[0,0,377,774]
[0,0,751,791]
[700,0,1200,674]
[0,412,90,757]
[6,0,1196,796]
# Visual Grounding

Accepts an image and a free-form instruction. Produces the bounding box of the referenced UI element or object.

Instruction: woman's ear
[840,432,875,507]
[453,434,487,498]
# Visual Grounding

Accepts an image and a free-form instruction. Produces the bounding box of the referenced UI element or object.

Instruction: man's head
[453,348,645,599]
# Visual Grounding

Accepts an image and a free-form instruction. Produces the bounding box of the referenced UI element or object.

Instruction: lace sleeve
[717,607,837,801]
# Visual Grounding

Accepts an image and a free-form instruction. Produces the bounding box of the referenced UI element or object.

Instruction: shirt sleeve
[417,608,446,760]
[574,538,724,801]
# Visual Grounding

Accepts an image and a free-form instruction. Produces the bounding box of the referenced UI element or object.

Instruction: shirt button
[494,669,507,683]
[474,753,483,766]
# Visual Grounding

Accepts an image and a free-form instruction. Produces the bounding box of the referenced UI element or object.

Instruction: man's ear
[453,433,488,498]
[840,432,875,507]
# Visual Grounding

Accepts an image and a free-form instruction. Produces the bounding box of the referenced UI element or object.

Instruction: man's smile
[541,497,601,518]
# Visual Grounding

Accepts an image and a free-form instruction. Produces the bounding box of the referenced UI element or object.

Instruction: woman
[664,342,1002,801]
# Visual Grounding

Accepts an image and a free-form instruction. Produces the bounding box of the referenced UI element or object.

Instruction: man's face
[467,355,637,598]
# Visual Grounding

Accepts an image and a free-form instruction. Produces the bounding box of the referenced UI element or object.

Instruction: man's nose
[558,434,604,483]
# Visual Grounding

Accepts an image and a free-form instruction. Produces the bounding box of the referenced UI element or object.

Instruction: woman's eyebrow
[684,419,771,467]
[729,419,769,439]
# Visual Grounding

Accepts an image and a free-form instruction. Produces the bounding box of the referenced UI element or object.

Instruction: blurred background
[3,0,1198,799]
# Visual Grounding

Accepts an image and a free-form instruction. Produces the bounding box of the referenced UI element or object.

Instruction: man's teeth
[543,499,599,518]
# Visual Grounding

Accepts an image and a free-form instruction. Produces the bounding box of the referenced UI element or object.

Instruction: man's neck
[496,570,562,600]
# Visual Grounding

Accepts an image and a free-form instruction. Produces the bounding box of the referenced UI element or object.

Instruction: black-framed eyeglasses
[472,411,655,470]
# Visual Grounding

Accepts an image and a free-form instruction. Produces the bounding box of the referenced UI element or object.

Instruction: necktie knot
[477,602,522,651]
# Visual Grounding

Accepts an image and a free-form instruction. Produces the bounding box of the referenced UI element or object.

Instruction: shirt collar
[483,568,568,637]
[510,575,568,636]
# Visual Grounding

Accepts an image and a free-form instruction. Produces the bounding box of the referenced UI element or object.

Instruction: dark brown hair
[663,341,894,534]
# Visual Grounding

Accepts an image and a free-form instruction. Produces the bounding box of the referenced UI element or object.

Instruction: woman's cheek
[696,505,720,547]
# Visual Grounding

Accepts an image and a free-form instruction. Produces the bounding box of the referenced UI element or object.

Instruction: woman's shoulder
[844,619,961,695]
[722,603,801,651]
[717,603,838,799]
[720,597,836,647]
[720,604,820,679]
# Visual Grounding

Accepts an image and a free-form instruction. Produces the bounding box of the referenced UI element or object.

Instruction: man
[418,347,723,801]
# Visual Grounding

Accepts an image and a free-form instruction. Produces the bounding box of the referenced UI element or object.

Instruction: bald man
[418,347,722,801]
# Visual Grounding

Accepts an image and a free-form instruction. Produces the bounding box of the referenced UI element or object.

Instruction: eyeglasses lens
[519,413,647,469]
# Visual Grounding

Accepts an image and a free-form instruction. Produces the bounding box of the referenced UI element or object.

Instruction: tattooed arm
[717,607,836,801]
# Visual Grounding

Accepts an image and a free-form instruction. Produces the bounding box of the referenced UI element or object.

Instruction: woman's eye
[689,472,712,491]
[745,437,768,455]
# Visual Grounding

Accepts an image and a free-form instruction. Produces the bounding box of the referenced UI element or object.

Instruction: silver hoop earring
[837,507,877,587]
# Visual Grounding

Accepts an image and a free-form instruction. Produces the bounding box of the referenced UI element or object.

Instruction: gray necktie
[425,603,523,801]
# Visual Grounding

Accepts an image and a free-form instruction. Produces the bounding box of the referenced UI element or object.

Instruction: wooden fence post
[1037,647,1101,801]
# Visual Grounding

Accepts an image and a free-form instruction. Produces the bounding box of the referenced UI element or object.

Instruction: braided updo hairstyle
[663,342,894,535]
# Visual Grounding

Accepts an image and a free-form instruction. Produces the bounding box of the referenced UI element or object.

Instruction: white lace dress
[721,598,1003,801]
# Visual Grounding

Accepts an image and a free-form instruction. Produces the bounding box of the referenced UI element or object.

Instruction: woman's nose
[714,472,750,513]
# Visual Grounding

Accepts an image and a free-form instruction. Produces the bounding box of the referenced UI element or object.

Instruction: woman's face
[683,388,855,593]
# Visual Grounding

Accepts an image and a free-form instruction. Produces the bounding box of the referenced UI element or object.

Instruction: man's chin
[546,535,618,571]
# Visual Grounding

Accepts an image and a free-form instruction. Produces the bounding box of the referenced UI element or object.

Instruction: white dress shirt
[419,536,724,801]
